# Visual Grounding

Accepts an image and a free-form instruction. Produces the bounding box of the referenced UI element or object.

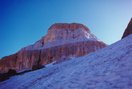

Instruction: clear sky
[0,0,132,58]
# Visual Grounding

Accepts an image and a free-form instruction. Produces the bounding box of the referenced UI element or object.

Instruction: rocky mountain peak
[48,23,90,32]
[122,18,132,39]
[0,23,106,74]
[33,23,97,49]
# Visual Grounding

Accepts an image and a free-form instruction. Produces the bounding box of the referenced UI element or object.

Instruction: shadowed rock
[122,18,132,39]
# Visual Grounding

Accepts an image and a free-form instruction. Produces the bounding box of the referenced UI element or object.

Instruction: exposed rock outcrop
[122,18,132,39]
[0,23,106,73]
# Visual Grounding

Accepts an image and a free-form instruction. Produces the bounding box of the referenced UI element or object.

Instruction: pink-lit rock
[0,23,106,73]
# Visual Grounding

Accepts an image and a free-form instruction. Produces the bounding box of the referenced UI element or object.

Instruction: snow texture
[0,35,132,89]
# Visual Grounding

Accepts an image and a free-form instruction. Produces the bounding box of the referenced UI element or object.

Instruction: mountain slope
[0,34,132,89]
[0,23,106,73]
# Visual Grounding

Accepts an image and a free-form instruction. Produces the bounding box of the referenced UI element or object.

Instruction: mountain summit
[32,23,97,49]
[122,18,132,39]
[0,23,106,74]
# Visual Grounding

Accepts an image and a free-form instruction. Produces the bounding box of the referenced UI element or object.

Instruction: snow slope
[0,35,132,89]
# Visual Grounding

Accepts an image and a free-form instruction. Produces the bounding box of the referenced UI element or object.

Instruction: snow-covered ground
[1,35,132,89]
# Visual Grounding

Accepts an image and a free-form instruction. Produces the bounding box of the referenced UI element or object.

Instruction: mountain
[0,23,106,73]
[0,29,132,89]
[122,18,132,38]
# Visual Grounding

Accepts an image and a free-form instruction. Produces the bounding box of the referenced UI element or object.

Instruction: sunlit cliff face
[33,23,98,49]
[0,23,106,73]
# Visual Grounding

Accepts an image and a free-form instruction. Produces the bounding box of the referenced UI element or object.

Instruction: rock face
[122,18,132,39]
[0,23,106,73]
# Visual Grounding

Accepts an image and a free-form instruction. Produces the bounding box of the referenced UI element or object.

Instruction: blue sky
[0,0,132,58]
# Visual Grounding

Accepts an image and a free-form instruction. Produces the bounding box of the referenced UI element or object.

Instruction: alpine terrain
[0,19,132,89]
